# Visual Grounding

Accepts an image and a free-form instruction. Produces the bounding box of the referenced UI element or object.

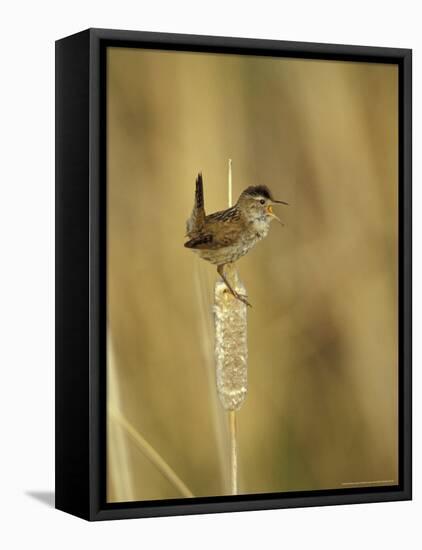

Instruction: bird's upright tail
[186,172,206,234]
[195,173,204,211]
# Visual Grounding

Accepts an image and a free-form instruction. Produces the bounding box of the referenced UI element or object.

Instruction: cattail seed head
[214,265,248,411]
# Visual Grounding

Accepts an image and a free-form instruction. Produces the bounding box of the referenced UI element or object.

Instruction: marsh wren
[184,173,288,306]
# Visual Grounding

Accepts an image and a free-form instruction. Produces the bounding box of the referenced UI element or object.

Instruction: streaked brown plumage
[185,173,288,306]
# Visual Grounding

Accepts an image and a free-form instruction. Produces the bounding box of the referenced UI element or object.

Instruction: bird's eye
[260,199,265,205]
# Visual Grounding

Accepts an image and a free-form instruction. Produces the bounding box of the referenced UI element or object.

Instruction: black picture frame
[55,28,412,521]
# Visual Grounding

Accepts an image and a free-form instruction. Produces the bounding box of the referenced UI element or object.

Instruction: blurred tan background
[106,47,398,502]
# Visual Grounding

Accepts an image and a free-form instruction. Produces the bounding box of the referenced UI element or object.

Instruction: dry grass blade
[109,406,194,498]
[108,333,134,501]
[194,259,231,492]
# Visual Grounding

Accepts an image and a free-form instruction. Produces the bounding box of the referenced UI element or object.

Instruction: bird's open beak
[267,205,283,225]
[267,201,288,225]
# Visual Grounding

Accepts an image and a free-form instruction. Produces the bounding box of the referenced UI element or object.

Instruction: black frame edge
[89,27,411,60]
[89,27,104,521]
[55,29,92,521]
[400,48,412,501]
[92,488,410,521]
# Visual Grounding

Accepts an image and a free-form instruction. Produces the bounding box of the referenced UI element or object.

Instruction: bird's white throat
[250,215,271,239]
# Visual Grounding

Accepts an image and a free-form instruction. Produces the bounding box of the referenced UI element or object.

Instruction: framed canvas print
[55,28,412,521]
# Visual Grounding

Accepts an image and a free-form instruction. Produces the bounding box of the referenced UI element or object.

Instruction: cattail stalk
[228,158,233,207]
[229,410,237,494]
[214,159,248,495]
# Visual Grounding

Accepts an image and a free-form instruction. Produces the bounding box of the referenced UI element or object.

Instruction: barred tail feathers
[186,172,206,234]
[195,173,204,211]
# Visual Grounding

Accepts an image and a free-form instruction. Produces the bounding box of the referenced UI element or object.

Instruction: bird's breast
[193,218,271,265]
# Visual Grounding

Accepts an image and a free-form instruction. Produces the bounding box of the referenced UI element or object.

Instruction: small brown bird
[185,173,288,306]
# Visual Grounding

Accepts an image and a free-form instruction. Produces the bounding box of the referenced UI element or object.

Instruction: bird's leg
[217,264,252,307]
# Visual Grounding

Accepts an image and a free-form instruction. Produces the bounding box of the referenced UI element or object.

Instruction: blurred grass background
[106,47,398,502]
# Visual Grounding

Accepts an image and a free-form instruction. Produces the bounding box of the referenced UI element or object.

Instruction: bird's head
[237,185,288,224]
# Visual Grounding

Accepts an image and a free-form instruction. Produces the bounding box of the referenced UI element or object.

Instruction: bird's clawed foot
[235,291,252,308]
[223,287,252,308]
[217,265,252,307]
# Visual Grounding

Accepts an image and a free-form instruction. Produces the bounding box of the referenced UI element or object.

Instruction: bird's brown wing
[184,234,215,249]
[184,209,245,249]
